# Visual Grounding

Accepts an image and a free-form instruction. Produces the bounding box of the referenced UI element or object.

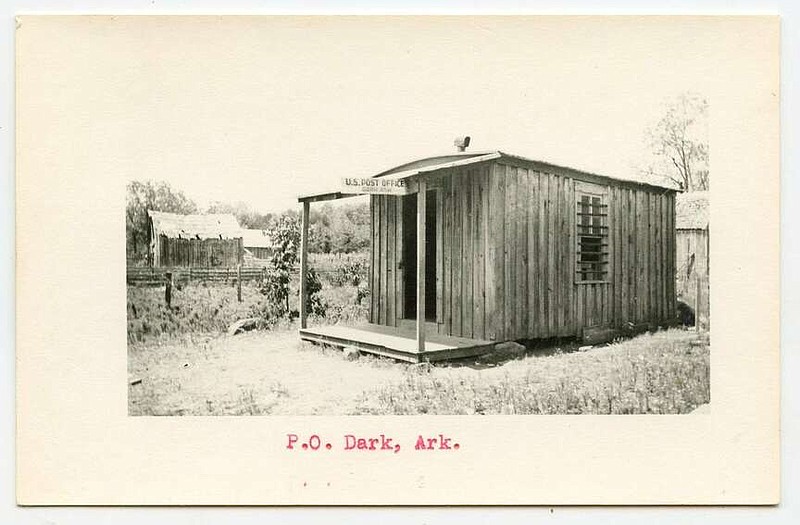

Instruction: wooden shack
[147,211,243,268]
[241,228,275,260]
[298,150,677,362]
[675,192,709,328]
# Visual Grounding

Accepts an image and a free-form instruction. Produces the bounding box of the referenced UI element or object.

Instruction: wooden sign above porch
[341,177,413,195]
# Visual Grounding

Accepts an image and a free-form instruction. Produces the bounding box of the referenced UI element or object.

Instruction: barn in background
[675,192,710,329]
[297,148,678,362]
[147,211,243,268]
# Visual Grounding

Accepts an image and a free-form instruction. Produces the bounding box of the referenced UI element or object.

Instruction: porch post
[299,200,310,329]
[416,179,427,353]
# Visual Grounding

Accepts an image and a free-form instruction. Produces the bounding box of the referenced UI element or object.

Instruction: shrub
[126,284,274,343]
[305,267,327,317]
[330,257,369,287]
[258,268,291,318]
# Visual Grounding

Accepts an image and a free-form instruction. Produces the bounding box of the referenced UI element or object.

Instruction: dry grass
[129,327,708,416]
[128,329,403,415]
[127,281,368,343]
[127,284,271,343]
[354,329,709,415]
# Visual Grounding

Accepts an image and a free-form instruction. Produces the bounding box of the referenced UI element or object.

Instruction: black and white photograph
[122,22,712,416]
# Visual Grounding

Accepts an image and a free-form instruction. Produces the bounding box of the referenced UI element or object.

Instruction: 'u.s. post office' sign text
[341,177,412,195]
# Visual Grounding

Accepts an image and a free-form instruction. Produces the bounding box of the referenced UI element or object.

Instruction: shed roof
[298,150,676,202]
[240,228,274,248]
[373,152,496,178]
[148,211,243,239]
[675,191,709,230]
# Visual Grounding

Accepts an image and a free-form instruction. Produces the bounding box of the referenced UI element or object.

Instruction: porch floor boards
[299,323,495,363]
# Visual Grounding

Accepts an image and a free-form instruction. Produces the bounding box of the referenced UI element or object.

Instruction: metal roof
[675,191,709,230]
[240,228,274,248]
[148,211,243,239]
[373,152,498,178]
[373,151,502,181]
[298,150,676,202]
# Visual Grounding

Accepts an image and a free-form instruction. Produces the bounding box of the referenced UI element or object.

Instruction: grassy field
[355,330,709,415]
[126,279,368,343]
[129,325,709,416]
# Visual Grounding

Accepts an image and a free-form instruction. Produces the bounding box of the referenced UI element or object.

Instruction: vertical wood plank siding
[367,161,676,341]
[675,227,709,326]
[462,170,473,338]
[369,196,376,323]
[156,236,242,268]
[443,180,452,334]
[475,170,488,338]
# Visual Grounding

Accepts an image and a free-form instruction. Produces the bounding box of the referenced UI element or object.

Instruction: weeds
[127,278,369,344]
[353,330,709,415]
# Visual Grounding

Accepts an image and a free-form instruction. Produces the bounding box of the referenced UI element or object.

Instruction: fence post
[165,271,173,309]
[237,264,242,302]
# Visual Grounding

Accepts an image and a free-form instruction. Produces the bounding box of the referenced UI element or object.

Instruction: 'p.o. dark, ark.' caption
[286,433,460,454]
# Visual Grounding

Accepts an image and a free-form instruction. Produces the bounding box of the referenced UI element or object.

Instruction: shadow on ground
[442,337,584,370]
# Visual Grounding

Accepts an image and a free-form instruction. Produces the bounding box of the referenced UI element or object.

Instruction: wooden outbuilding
[675,191,709,328]
[241,228,275,260]
[147,211,243,268]
[298,149,677,362]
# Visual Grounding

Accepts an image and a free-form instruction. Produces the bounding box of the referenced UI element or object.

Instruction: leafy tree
[308,222,333,253]
[260,213,300,316]
[641,93,709,192]
[268,214,300,271]
[260,212,327,318]
[126,180,198,261]
[206,200,273,230]
[308,202,370,254]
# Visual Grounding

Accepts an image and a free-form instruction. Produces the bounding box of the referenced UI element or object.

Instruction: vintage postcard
[16,16,779,504]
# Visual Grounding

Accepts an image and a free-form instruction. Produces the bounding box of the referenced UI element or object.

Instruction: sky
[98,16,715,214]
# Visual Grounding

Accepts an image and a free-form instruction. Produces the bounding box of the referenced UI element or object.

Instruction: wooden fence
[127,260,370,287]
[127,266,272,287]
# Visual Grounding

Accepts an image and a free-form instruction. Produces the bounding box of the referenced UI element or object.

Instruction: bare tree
[642,93,709,191]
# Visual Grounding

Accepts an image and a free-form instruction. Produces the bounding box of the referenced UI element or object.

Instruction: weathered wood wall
[369,160,676,341]
[675,228,709,328]
[369,190,399,326]
[154,236,243,268]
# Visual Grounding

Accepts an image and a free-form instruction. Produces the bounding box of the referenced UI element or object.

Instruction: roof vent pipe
[454,136,471,152]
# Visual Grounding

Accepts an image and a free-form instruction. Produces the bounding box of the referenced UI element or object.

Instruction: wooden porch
[299,323,495,363]
[298,175,441,359]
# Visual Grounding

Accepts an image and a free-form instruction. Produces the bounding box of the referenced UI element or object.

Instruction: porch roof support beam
[299,200,310,329]
[416,179,427,353]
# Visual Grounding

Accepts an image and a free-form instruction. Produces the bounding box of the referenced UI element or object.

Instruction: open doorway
[402,190,437,321]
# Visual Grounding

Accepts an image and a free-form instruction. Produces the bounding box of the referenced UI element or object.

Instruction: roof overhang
[297,150,676,203]
[297,153,502,203]
[297,191,363,204]
[375,152,502,181]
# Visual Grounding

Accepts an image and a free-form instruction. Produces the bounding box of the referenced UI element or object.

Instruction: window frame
[575,182,611,284]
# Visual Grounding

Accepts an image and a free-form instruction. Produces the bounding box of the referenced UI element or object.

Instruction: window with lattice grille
[576,193,609,282]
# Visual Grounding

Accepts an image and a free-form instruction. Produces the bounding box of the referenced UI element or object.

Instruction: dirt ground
[128,329,406,415]
[129,327,709,416]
